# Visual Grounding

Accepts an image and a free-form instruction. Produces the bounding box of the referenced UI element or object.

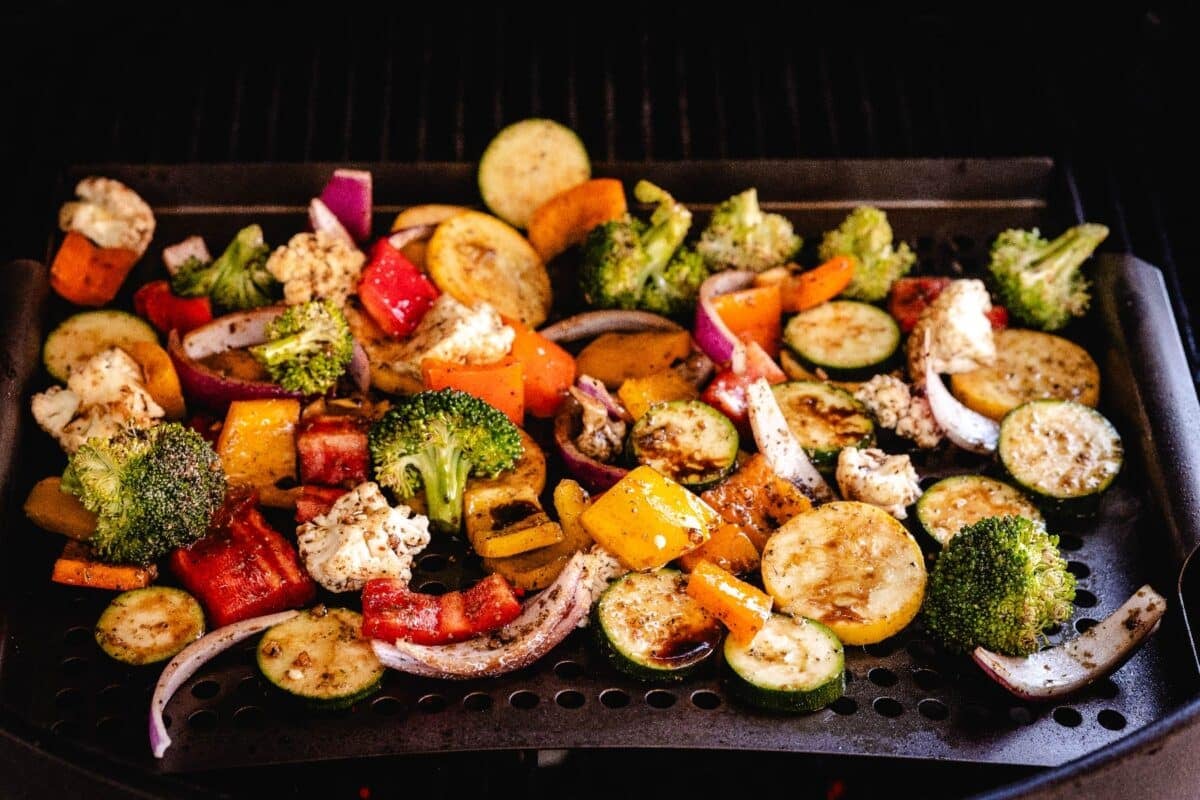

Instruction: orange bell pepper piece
[782,256,855,312]
[49,231,141,306]
[504,319,577,418]
[678,522,762,575]
[711,284,782,358]
[421,357,525,425]
[686,559,773,643]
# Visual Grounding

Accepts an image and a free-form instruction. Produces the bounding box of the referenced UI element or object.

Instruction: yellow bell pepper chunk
[580,466,716,570]
[617,371,698,421]
[217,399,300,496]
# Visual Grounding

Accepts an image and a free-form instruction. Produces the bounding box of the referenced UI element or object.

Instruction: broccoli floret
[923,515,1075,656]
[250,300,354,395]
[369,388,523,534]
[60,423,226,565]
[579,180,709,315]
[171,224,278,311]
[818,206,915,302]
[697,188,801,272]
[987,224,1109,332]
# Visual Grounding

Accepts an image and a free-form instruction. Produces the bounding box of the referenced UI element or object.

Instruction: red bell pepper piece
[170,491,316,627]
[888,277,1007,333]
[357,239,439,339]
[701,341,787,434]
[133,280,214,335]
[296,414,370,486]
[362,573,522,645]
[294,485,350,524]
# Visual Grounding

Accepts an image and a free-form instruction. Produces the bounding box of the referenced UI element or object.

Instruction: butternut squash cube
[217,399,300,494]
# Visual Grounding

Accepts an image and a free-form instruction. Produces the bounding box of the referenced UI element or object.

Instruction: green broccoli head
[250,300,354,395]
[818,206,915,302]
[61,423,226,565]
[369,388,524,534]
[987,224,1109,331]
[579,180,707,315]
[924,515,1075,656]
[171,224,278,311]
[697,188,801,272]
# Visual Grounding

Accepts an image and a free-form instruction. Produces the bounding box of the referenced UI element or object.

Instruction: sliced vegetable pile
[24,121,1161,762]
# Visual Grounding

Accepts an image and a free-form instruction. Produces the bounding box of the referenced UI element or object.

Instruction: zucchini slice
[998,400,1123,516]
[95,587,205,666]
[43,309,159,382]
[761,501,926,646]
[916,475,1044,546]
[782,301,900,380]
[723,614,845,713]
[628,400,739,490]
[594,570,722,682]
[949,329,1101,421]
[478,118,591,229]
[426,210,552,327]
[257,607,384,709]
[771,381,874,468]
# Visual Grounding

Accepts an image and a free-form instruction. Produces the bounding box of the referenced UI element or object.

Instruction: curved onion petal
[168,307,302,410]
[309,197,355,246]
[538,310,682,344]
[387,224,438,250]
[150,609,300,759]
[554,397,629,491]
[694,270,757,367]
[746,378,833,502]
[318,168,372,243]
[371,552,592,679]
[973,585,1165,701]
[574,375,631,422]
[348,339,371,393]
[922,332,999,454]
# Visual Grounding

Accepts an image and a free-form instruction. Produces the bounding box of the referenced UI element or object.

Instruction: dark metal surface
[1,162,1198,795]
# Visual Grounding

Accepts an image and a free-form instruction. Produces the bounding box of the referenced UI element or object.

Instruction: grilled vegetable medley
[25,120,1168,760]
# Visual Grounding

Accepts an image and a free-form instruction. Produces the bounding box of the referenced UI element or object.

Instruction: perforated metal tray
[2,160,1198,784]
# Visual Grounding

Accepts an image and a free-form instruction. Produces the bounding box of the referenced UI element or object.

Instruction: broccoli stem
[413,443,472,534]
[253,328,323,365]
[634,180,691,271]
[1028,224,1109,285]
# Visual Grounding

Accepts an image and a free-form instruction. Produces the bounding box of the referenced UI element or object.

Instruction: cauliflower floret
[854,374,943,449]
[577,544,628,627]
[266,231,366,308]
[31,347,164,453]
[388,294,515,385]
[297,481,431,594]
[907,279,996,378]
[58,177,155,256]
[835,447,922,519]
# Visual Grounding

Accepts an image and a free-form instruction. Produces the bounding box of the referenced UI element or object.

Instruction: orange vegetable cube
[686,560,773,642]
[217,399,300,492]
[421,357,525,425]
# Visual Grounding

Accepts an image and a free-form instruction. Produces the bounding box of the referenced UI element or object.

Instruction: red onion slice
[922,332,999,454]
[371,552,592,679]
[309,197,356,247]
[319,168,373,243]
[538,310,682,344]
[973,585,1165,700]
[150,609,300,759]
[746,378,833,502]
[348,339,370,393]
[694,270,757,367]
[574,375,632,422]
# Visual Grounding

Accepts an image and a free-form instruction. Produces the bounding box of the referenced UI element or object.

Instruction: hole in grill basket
[554,660,583,680]
[555,690,586,709]
[1053,707,1083,728]
[98,685,126,710]
[417,581,449,596]
[509,690,539,709]
[55,688,83,710]
[1098,709,1127,730]
[188,709,218,730]
[463,692,492,711]
[1097,679,1120,699]
[599,689,630,709]
[95,716,124,737]
[191,680,220,700]
[918,699,948,721]
[63,627,91,647]
[912,669,942,691]
[1008,706,1034,726]
[60,657,88,678]
[1068,561,1091,579]
[868,668,898,687]
[829,697,857,715]
[371,696,402,716]
[844,669,854,684]
[645,690,676,709]
[1058,534,1084,551]
[873,698,903,718]
[419,554,448,572]
[234,706,265,728]
[1076,618,1099,634]
[418,694,446,713]
[691,690,721,710]
[1043,623,1063,636]
[237,676,265,699]
[1074,590,1099,608]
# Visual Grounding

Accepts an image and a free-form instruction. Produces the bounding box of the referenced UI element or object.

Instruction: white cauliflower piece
[855,374,943,449]
[297,481,431,594]
[388,294,515,385]
[31,347,164,453]
[266,231,366,308]
[835,447,922,519]
[907,279,996,378]
[58,177,155,256]
[576,545,628,627]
